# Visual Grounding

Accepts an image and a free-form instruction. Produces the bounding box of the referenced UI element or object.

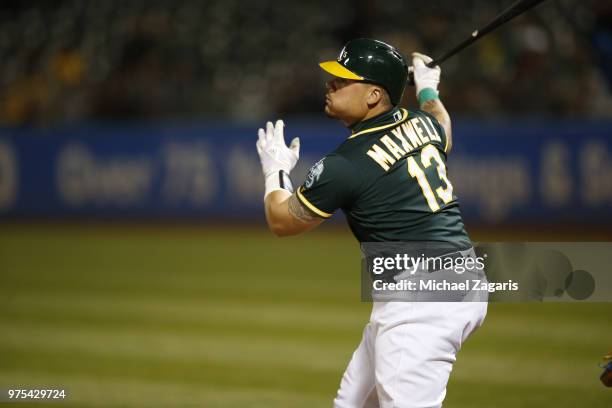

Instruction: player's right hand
[256,119,300,178]
[410,52,441,96]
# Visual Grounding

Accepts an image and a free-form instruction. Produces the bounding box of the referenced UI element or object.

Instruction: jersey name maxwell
[366,116,442,171]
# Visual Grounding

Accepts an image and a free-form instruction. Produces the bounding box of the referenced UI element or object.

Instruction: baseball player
[256,38,487,408]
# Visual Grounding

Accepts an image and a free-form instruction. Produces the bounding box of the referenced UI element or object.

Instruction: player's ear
[366,86,385,107]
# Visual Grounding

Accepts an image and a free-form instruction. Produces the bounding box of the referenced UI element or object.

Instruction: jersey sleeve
[416,110,449,154]
[296,154,361,218]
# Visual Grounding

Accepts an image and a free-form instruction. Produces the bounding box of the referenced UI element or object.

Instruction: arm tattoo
[421,98,452,151]
[420,99,448,124]
[288,192,319,223]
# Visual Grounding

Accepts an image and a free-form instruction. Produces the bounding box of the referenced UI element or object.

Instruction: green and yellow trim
[349,108,409,139]
[296,187,333,218]
[319,61,365,81]
[444,133,449,153]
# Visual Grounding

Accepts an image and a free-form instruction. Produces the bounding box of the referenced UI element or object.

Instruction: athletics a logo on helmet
[304,158,325,189]
[338,46,348,63]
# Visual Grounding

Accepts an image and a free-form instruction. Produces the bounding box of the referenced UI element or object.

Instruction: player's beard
[324,98,360,127]
[324,104,336,118]
[324,96,338,119]
[324,93,363,127]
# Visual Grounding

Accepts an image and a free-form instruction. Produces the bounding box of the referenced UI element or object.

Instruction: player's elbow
[264,201,319,237]
[267,221,298,237]
[268,223,288,237]
[272,228,295,238]
[268,217,315,237]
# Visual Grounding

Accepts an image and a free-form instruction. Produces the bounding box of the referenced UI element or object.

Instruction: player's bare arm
[286,192,321,223]
[412,52,453,153]
[256,120,324,237]
[264,190,323,236]
[421,98,452,152]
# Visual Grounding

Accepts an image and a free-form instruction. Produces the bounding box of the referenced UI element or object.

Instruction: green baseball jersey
[297,106,471,248]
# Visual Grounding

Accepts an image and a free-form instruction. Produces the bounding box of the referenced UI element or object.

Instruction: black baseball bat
[409,0,548,83]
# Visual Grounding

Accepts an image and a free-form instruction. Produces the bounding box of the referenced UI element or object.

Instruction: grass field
[1,224,611,407]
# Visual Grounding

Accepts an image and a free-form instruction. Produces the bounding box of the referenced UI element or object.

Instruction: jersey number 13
[407,145,454,212]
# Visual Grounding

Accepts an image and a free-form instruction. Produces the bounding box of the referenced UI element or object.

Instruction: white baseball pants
[333,301,487,408]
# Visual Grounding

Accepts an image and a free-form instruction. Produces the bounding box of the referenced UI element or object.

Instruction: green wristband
[418,88,439,105]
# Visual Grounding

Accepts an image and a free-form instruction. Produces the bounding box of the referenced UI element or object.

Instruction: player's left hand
[256,119,300,178]
[410,52,441,96]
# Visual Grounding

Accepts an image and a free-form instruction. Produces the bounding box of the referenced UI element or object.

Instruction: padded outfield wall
[0,119,611,226]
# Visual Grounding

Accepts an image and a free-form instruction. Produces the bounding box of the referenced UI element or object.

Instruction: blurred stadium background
[0,0,611,407]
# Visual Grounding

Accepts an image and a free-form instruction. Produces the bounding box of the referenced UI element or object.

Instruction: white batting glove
[256,119,300,198]
[411,52,441,96]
